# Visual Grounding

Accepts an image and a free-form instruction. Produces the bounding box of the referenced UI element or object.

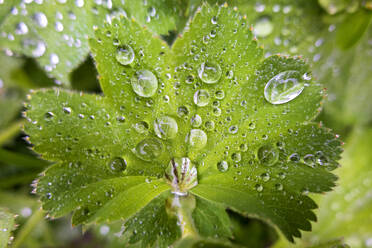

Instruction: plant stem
[12,208,44,248]
[173,194,198,238]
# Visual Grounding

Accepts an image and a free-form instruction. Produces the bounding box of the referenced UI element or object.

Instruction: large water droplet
[254,16,273,38]
[131,70,158,97]
[217,160,229,172]
[134,138,163,161]
[108,157,127,173]
[194,89,210,107]
[257,144,279,166]
[198,62,222,84]
[187,129,207,149]
[264,70,305,104]
[154,116,178,139]
[116,44,134,65]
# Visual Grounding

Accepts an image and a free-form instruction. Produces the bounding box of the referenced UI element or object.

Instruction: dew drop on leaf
[289,153,300,162]
[194,89,210,107]
[254,16,273,38]
[260,172,270,182]
[255,184,264,192]
[215,90,225,99]
[116,44,135,65]
[231,152,241,162]
[63,107,72,114]
[303,154,316,167]
[15,22,29,35]
[34,12,48,28]
[264,70,305,104]
[187,129,207,149]
[134,138,163,161]
[177,106,189,117]
[228,125,238,134]
[190,114,202,127]
[217,160,229,172]
[108,157,127,173]
[132,121,149,134]
[154,116,178,139]
[131,70,158,97]
[198,61,222,84]
[257,144,279,166]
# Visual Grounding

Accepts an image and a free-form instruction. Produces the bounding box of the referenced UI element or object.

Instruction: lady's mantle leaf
[25,3,342,246]
[0,208,15,248]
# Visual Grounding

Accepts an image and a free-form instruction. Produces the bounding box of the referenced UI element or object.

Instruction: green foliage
[23,3,343,247]
[0,208,15,248]
[0,0,188,84]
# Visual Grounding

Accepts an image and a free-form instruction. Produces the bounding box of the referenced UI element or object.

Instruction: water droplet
[231,152,241,162]
[45,112,54,120]
[116,44,134,65]
[260,172,270,182]
[134,138,163,161]
[30,40,46,57]
[264,70,305,104]
[75,0,84,7]
[177,106,189,117]
[194,89,210,107]
[211,16,218,24]
[108,157,127,173]
[213,107,221,116]
[204,120,215,131]
[248,122,256,129]
[63,107,71,114]
[187,129,207,149]
[275,183,283,191]
[217,160,229,172]
[303,154,316,167]
[191,114,202,127]
[255,184,263,192]
[15,22,28,35]
[254,16,273,38]
[198,62,222,84]
[154,116,178,139]
[215,90,225,99]
[133,121,149,134]
[185,75,195,84]
[34,12,48,27]
[50,53,59,65]
[229,125,238,134]
[131,70,158,97]
[240,143,248,152]
[257,144,279,166]
[289,153,300,162]
[55,21,64,32]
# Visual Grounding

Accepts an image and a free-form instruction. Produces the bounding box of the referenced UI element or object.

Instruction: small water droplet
[215,90,225,99]
[109,157,127,173]
[198,61,222,84]
[204,120,215,131]
[255,184,263,192]
[275,183,283,191]
[264,70,305,104]
[116,44,135,65]
[231,152,241,162]
[131,70,158,97]
[254,16,273,38]
[34,12,48,27]
[211,16,218,24]
[154,116,178,139]
[177,106,189,117]
[187,129,207,149]
[63,107,71,114]
[260,172,270,182]
[50,53,59,65]
[289,153,300,162]
[15,22,28,35]
[133,121,149,134]
[191,114,202,127]
[45,112,54,120]
[303,154,316,167]
[134,138,163,161]
[194,89,210,107]
[217,160,229,172]
[257,144,279,166]
[228,125,238,134]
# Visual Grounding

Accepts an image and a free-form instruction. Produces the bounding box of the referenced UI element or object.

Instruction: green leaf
[336,9,372,49]
[0,208,15,248]
[25,3,342,246]
[305,128,372,247]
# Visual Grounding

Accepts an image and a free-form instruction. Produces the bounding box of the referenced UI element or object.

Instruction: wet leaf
[0,208,15,248]
[25,3,342,246]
